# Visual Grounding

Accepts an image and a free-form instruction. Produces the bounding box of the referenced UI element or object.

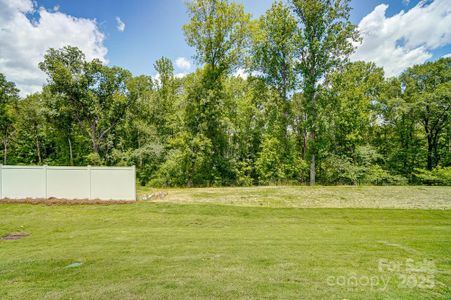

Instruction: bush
[414,167,451,185]
[150,132,213,187]
[256,136,307,185]
[321,152,407,185]
[234,160,254,186]
[363,165,408,186]
[321,154,363,185]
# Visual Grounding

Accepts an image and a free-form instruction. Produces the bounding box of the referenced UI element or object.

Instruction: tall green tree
[153,57,178,141]
[183,0,250,75]
[291,0,359,184]
[39,46,134,164]
[251,1,299,171]
[251,1,298,101]
[0,73,19,164]
[376,77,424,179]
[182,0,250,184]
[400,58,451,170]
[14,94,50,164]
[323,61,384,156]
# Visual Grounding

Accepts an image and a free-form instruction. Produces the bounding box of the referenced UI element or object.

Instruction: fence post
[0,164,2,200]
[133,165,136,201]
[88,165,92,200]
[44,165,48,199]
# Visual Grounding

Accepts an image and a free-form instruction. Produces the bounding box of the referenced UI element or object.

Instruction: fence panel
[2,166,46,199]
[0,165,135,201]
[47,167,91,199]
[91,167,136,200]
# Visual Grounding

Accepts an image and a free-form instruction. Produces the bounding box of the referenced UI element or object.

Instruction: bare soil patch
[1,232,29,240]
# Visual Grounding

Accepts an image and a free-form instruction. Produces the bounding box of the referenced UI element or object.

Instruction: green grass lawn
[1,187,450,299]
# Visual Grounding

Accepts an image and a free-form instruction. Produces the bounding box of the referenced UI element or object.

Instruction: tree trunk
[303,127,308,159]
[309,130,316,185]
[310,153,316,185]
[427,135,433,170]
[3,141,7,165]
[36,138,42,164]
[68,137,73,166]
[89,123,100,157]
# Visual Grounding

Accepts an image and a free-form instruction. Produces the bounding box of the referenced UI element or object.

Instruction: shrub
[256,136,307,185]
[321,154,363,185]
[363,165,408,186]
[414,167,451,185]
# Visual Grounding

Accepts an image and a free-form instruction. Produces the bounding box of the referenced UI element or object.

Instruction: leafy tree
[152,57,179,141]
[400,58,450,170]
[323,61,384,156]
[291,0,360,184]
[14,94,50,164]
[250,1,299,165]
[0,73,19,164]
[154,132,213,187]
[251,1,298,101]
[1,1,449,187]
[182,0,251,184]
[39,46,134,164]
[183,0,250,75]
[375,77,425,179]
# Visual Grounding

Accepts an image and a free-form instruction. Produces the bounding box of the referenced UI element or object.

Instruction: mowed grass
[139,185,451,209]
[0,187,450,299]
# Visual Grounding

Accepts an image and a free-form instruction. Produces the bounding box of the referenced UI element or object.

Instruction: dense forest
[0,0,450,186]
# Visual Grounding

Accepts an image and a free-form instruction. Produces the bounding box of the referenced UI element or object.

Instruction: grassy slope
[0,188,450,299]
[138,186,451,209]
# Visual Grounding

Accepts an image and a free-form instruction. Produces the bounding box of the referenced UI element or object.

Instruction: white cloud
[175,57,192,70]
[233,68,249,79]
[153,72,187,85]
[443,53,451,58]
[351,0,451,77]
[175,72,188,78]
[115,16,125,32]
[0,0,108,96]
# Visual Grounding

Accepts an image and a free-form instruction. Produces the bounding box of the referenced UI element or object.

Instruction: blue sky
[35,0,450,75]
[1,0,450,95]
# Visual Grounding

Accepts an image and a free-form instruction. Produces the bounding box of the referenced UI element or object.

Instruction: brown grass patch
[0,198,135,206]
[1,232,29,240]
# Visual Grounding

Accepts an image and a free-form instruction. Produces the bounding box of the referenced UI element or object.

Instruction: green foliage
[321,146,407,185]
[39,46,134,164]
[1,1,449,187]
[321,154,362,185]
[414,167,451,186]
[0,73,19,164]
[400,57,450,170]
[292,0,360,184]
[323,62,385,155]
[183,0,250,73]
[363,165,408,186]
[152,132,213,187]
[256,135,307,184]
[251,1,298,99]
[233,160,254,186]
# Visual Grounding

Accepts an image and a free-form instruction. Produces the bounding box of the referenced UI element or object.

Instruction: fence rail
[0,165,136,201]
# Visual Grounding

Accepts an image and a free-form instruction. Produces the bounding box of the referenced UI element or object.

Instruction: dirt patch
[0,198,135,206]
[1,232,29,240]
[140,191,168,201]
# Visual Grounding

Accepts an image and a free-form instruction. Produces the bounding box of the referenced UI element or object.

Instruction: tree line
[0,0,450,186]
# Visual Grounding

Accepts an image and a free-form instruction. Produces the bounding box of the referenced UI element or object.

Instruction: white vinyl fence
[0,165,136,201]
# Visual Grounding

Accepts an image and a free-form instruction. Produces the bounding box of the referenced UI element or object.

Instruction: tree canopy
[1,0,450,186]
